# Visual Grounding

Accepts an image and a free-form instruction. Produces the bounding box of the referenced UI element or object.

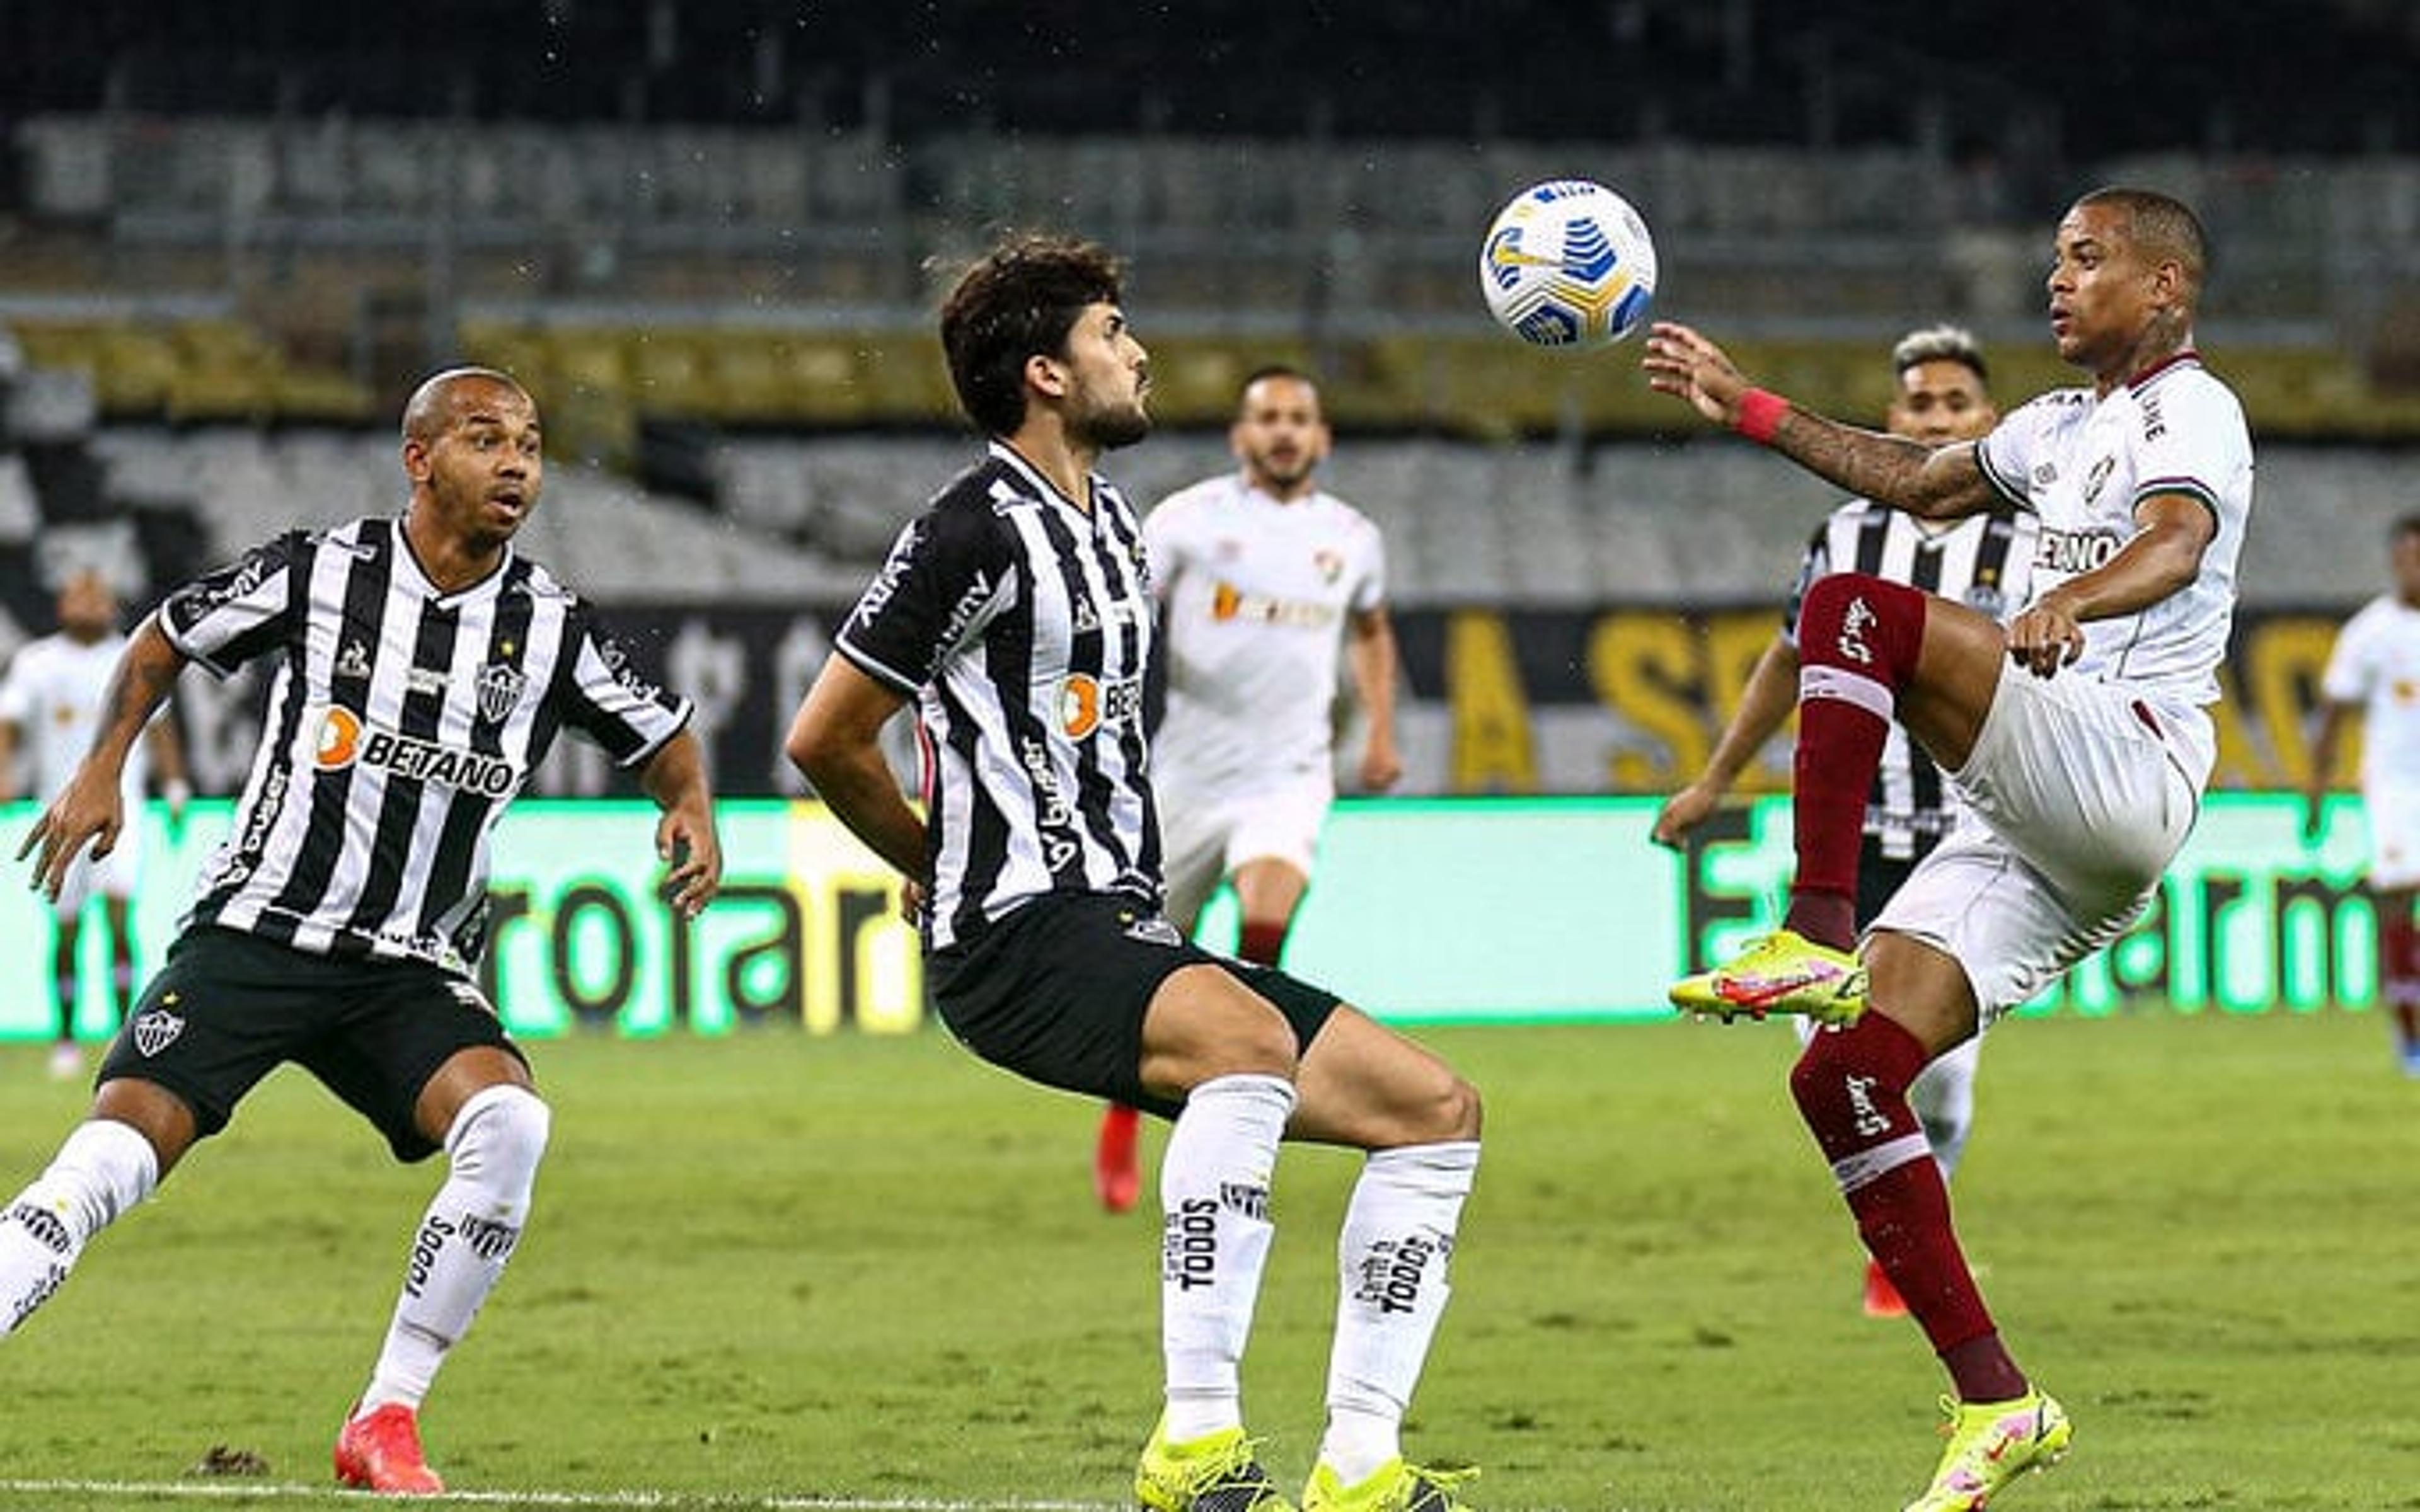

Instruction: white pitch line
[0,1481,1121,1511]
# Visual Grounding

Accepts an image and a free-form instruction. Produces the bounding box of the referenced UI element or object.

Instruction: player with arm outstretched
[1642,187,2252,1511]
[0,369,722,1494]
[1652,325,2030,1321]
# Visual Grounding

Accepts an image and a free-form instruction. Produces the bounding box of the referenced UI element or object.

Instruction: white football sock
[1318,1140,1480,1483]
[1159,1072,1295,1442]
[0,1119,159,1337]
[360,1084,550,1413]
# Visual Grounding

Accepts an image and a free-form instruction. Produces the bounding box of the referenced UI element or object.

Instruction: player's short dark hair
[1890,325,1989,386]
[2391,512,2420,543]
[2075,186,2210,294]
[938,234,1124,437]
[1236,364,1321,414]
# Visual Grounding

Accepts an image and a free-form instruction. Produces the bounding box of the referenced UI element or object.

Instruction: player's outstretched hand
[18,763,122,902]
[655,805,723,919]
[1640,321,1752,427]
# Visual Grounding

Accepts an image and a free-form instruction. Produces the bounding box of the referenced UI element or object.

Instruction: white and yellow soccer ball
[1477,179,1658,348]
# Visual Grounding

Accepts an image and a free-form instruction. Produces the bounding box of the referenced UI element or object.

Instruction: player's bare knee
[1397,1067,1482,1145]
[1439,1071,1483,1141]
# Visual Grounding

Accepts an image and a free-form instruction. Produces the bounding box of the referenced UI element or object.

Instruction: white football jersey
[1144,474,1385,794]
[1976,352,2254,783]
[0,631,147,808]
[2322,593,2420,796]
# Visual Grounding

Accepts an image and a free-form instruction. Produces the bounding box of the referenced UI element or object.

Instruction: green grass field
[0,1008,2413,1510]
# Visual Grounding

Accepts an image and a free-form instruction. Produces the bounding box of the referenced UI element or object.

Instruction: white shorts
[1872,666,2198,1022]
[52,830,141,919]
[2361,781,2420,891]
[1156,770,1333,931]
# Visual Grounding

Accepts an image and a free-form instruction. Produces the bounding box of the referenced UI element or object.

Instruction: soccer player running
[1642,186,2252,1510]
[0,568,192,1081]
[787,234,1481,1512]
[2305,512,2420,1074]
[1652,326,2031,1320]
[0,368,722,1494]
[1092,365,1405,1215]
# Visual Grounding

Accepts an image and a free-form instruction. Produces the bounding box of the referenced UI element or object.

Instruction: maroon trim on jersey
[2124,350,2202,392]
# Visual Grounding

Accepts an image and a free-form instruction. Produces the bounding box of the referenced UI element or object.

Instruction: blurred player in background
[1644,187,2250,1510]
[1090,365,1404,1215]
[0,568,190,1080]
[0,369,722,1494]
[1652,326,2029,1319]
[788,234,1482,1512]
[2305,512,2420,1074]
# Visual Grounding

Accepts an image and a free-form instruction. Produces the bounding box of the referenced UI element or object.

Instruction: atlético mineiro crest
[475,663,527,723]
[132,1005,185,1058]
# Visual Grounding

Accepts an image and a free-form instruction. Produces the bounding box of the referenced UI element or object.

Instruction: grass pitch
[0,1007,2413,1510]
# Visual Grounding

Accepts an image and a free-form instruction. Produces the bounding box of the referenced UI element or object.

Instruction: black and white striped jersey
[1782,499,2037,860]
[158,517,692,973]
[836,441,1158,949]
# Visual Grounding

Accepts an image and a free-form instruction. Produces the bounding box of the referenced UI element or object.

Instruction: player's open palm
[1641,321,1751,425]
[18,758,124,902]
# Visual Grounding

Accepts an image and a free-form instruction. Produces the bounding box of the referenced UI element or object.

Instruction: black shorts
[97,926,527,1162]
[927,892,1342,1119]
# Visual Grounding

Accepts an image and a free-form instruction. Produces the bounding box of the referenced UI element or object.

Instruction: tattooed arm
[1641,320,2000,521]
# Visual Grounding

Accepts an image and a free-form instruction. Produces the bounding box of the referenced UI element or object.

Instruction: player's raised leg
[1672,575,2000,1022]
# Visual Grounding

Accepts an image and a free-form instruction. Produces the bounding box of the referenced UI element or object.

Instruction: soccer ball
[1477,180,1658,348]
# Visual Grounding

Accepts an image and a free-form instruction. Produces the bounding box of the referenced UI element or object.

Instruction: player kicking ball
[1644,187,2252,1509]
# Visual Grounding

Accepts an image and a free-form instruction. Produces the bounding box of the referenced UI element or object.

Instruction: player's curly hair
[938,233,1125,437]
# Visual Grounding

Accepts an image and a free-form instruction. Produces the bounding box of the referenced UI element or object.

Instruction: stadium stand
[1,4,2415,626]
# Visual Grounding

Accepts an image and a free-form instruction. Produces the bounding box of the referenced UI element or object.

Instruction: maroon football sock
[1792,1013,2025,1402]
[1236,919,1288,967]
[1787,576,1928,951]
[2384,905,2420,1046]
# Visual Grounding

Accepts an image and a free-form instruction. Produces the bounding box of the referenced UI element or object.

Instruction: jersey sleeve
[2133,375,2252,531]
[0,650,30,725]
[156,530,309,679]
[553,605,695,767]
[836,500,1017,694]
[2320,604,2382,705]
[1351,515,1387,615]
[1974,404,2051,510]
[1140,497,1185,604]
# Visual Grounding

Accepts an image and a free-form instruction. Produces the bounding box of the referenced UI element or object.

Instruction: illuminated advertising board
[0,794,2380,1039]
